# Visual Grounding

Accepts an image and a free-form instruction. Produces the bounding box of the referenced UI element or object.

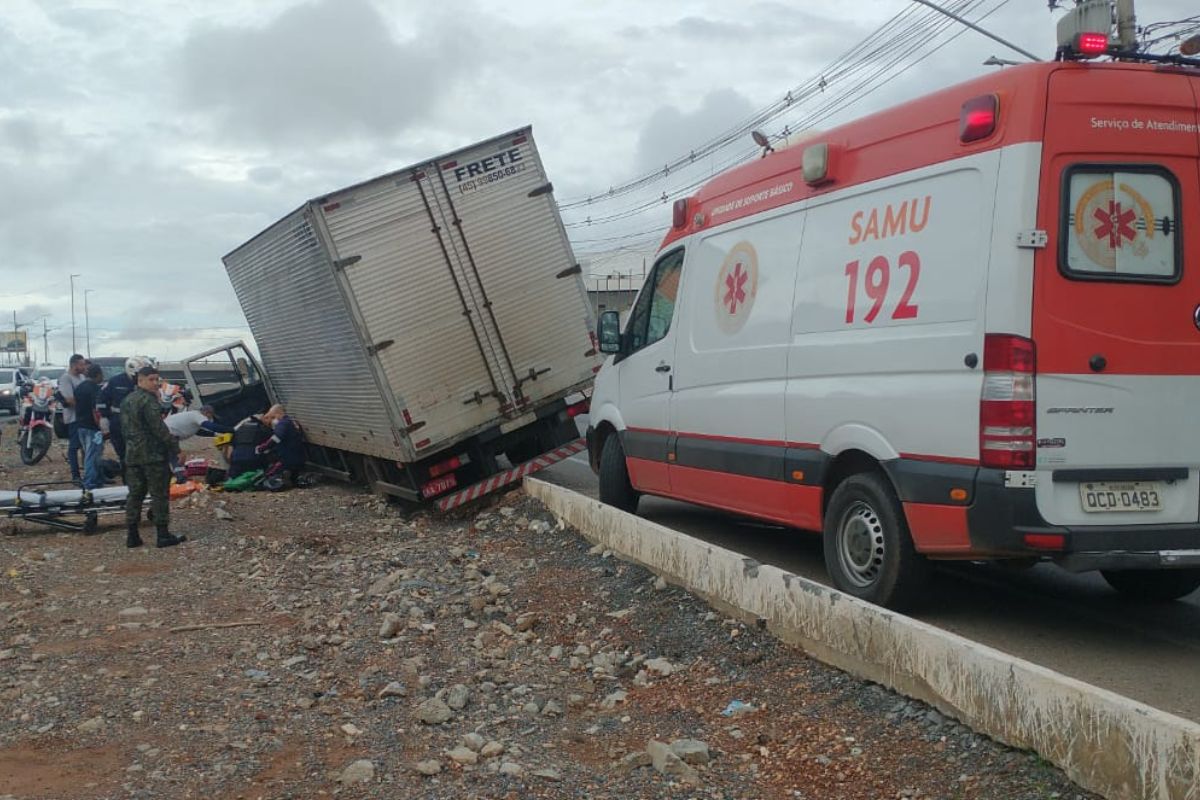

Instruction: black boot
[126,524,143,549]
[155,525,187,548]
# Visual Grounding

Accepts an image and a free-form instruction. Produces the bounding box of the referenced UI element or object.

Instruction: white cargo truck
[192,127,600,507]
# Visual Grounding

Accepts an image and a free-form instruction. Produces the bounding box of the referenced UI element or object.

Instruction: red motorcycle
[17,378,58,465]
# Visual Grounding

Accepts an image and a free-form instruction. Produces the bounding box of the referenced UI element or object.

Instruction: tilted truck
[189,127,600,508]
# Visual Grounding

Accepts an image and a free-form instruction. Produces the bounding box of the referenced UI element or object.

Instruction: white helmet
[124,355,159,378]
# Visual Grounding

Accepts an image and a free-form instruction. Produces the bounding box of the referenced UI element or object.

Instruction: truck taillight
[566,398,590,418]
[429,453,469,478]
[980,334,1036,470]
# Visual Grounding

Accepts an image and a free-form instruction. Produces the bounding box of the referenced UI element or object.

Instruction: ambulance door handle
[655,363,672,373]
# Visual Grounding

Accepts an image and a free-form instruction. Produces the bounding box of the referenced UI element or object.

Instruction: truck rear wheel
[1101,568,1200,603]
[823,473,930,610]
[598,435,639,514]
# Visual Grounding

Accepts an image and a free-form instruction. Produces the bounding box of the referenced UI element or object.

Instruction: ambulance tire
[598,436,639,514]
[823,472,930,610]
[1100,568,1200,603]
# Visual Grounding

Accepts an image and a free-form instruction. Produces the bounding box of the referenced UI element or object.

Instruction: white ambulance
[587,37,1200,609]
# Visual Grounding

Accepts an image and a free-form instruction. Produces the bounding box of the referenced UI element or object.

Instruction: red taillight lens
[566,399,590,418]
[1023,533,1065,551]
[1076,33,1109,57]
[960,95,998,143]
[980,334,1036,470]
[983,333,1035,373]
[428,455,463,478]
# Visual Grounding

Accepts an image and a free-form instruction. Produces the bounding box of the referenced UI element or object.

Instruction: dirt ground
[0,417,1095,799]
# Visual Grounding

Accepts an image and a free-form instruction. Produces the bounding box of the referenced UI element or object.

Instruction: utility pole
[69,273,80,355]
[9,311,32,367]
[1115,0,1137,50]
[41,317,52,366]
[910,0,1043,62]
[83,289,94,358]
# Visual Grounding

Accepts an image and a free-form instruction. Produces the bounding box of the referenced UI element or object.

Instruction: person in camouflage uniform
[120,366,186,549]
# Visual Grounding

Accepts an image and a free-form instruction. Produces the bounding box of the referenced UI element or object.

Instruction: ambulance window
[1061,165,1181,283]
[625,248,685,354]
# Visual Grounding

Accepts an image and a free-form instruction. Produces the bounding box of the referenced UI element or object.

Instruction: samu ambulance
[587,27,1200,609]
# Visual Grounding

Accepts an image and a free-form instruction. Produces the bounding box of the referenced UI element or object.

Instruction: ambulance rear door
[1033,66,1200,527]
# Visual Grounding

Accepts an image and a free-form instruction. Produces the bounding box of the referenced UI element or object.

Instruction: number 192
[844,250,921,324]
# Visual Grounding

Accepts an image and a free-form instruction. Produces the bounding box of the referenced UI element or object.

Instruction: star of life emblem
[714,241,758,335]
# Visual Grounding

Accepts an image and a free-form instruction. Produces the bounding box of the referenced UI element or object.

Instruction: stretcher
[1,482,131,533]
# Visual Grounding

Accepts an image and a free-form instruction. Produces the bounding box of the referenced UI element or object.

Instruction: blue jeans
[77,427,104,490]
[66,421,81,480]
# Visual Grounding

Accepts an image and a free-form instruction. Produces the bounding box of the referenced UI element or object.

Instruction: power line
[557,1,953,210]
[564,0,994,237]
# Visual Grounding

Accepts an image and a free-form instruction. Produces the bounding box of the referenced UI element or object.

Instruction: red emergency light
[1075,32,1109,57]
[960,94,998,143]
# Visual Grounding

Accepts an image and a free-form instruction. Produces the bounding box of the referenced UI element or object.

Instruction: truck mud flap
[436,438,586,511]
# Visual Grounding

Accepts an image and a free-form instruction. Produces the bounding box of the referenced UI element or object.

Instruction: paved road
[540,448,1200,724]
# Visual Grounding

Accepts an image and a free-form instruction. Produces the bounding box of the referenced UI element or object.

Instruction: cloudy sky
[0,0,1194,363]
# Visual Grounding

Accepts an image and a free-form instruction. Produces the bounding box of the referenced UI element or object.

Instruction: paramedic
[98,356,144,469]
[120,365,186,549]
[256,404,306,484]
[227,413,273,478]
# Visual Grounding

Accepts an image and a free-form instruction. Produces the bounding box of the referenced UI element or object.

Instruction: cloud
[247,165,284,185]
[176,0,475,147]
[635,88,757,173]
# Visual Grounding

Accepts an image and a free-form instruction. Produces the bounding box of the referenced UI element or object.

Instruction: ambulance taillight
[979,334,1036,470]
[959,95,998,143]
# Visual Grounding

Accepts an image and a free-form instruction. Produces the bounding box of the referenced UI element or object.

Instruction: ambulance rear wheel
[598,435,639,514]
[1101,568,1200,603]
[823,472,930,610]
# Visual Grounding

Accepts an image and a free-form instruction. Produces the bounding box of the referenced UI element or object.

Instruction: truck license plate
[421,474,458,499]
[1079,481,1164,513]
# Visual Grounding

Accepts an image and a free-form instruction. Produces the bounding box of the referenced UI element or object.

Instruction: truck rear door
[315,167,512,457]
[424,130,599,414]
[1033,67,1200,527]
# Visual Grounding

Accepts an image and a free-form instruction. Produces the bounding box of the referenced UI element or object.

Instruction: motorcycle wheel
[20,428,52,466]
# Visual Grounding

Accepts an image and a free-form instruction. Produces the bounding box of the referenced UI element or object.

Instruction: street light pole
[69,273,80,355]
[83,289,94,358]
[41,317,52,366]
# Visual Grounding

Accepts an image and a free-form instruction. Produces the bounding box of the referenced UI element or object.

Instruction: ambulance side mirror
[597,311,623,354]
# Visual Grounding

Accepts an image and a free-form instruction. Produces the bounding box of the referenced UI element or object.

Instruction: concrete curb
[525,478,1200,800]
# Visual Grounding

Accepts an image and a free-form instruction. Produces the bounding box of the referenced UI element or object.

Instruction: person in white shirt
[165,405,232,478]
[57,354,86,482]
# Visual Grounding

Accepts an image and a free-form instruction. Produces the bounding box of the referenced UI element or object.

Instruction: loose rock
[337,759,376,785]
[416,697,453,725]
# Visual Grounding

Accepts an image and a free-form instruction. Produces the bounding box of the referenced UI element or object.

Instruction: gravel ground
[0,417,1096,799]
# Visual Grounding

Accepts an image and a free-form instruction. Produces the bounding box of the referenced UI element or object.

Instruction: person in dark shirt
[74,364,105,491]
[228,414,273,478]
[98,356,145,470]
[258,405,306,477]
